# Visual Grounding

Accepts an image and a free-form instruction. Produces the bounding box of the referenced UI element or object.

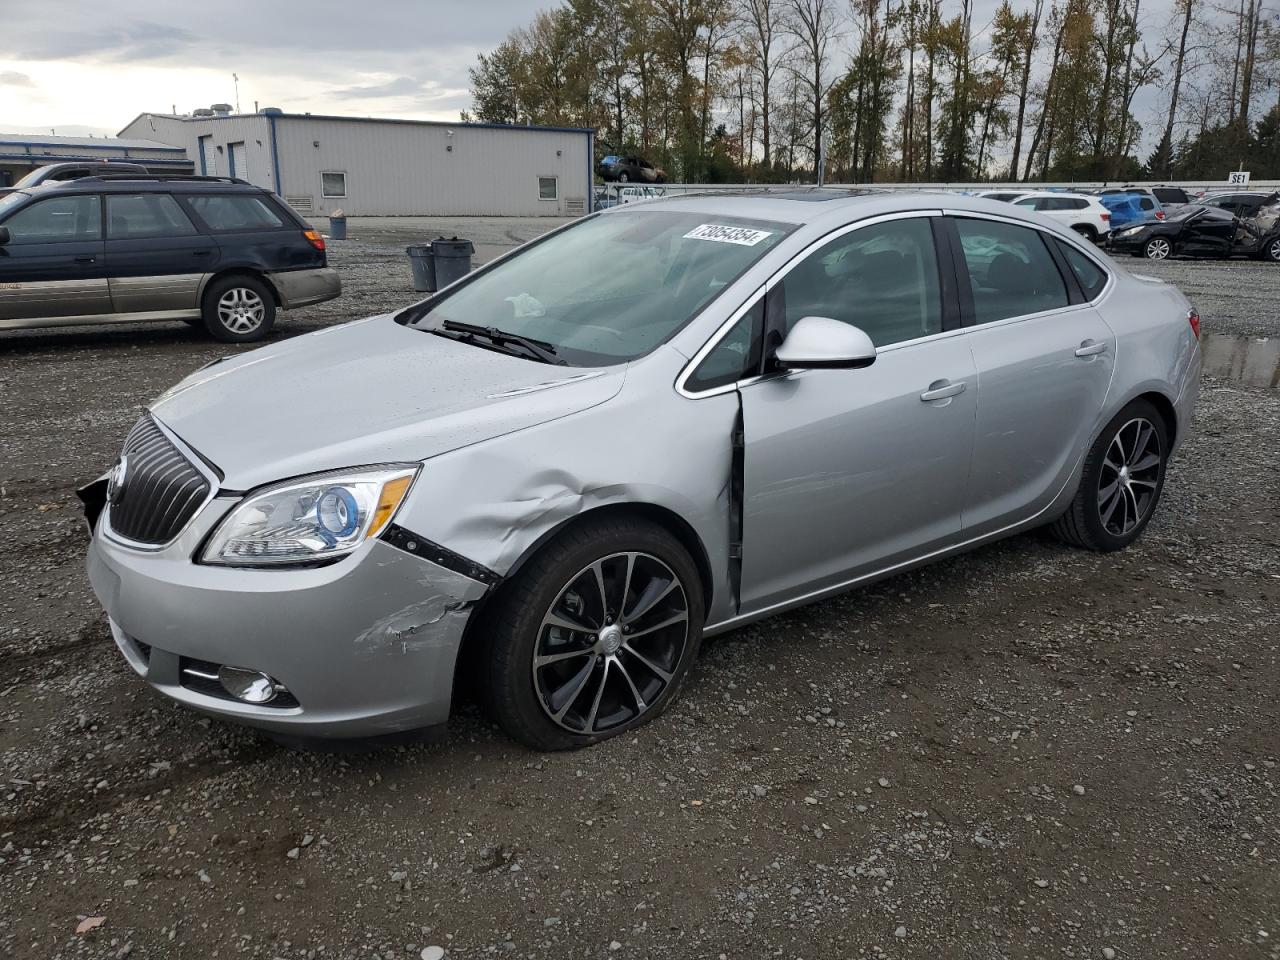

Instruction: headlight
[201,465,418,567]
[1120,226,1144,236]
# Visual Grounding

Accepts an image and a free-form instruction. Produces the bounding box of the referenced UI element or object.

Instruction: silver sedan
[84,190,1202,749]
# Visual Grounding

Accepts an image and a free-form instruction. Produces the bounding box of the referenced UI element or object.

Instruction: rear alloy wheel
[481,517,703,750]
[1266,238,1280,262]
[202,275,276,343]
[1144,237,1172,260]
[1051,398,1169,552]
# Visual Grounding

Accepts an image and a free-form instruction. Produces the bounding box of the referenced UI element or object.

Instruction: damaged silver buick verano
[84,190,1201,750]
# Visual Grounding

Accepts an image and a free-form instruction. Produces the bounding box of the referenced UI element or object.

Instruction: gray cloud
[0,71,35,87]
[7,20,197,63]
[329,76,431,100]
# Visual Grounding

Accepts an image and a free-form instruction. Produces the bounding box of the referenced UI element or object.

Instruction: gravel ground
[1,219,1277,960]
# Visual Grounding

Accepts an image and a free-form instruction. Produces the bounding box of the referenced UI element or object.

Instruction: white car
[1011,192,1112,242]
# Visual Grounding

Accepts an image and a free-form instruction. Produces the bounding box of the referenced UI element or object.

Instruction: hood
[151,315,625,489]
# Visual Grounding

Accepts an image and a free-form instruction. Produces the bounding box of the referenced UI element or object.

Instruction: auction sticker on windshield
[683,224,775,246]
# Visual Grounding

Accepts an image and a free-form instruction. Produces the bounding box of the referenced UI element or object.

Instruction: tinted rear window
[185,194,284,231]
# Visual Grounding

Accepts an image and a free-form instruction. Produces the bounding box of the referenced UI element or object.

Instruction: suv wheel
[1072,225,1099,243]
[480,516,704,751]
[202,275,276,343]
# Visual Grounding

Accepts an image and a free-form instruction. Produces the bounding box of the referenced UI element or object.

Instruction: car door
[736,214,976,613]
[103,192,216,314]
[0,192,109,323]
[948,215,1115,536]
[1178,208,1235,256]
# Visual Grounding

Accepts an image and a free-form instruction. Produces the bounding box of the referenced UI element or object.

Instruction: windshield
[409,210,792,366]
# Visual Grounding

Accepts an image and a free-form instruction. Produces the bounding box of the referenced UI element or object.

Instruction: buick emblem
[106,455,129,505]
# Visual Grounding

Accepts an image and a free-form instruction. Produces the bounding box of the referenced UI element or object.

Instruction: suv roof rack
[72,174,252,185]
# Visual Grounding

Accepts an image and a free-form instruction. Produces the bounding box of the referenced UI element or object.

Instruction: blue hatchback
[1097,191,1164,231]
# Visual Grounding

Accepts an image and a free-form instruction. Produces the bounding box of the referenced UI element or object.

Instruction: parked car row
[0,174,341,340]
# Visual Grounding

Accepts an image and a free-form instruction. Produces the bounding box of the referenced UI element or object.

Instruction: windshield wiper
[438,320,566,365]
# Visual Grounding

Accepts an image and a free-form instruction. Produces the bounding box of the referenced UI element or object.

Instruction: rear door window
[954,218,1069,323]
[1056,241,1109,300]
[2,195,101,242]
[106,194,197,239]
[184,194,285,232]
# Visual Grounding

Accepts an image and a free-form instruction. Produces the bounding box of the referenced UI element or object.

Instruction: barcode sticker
[683,224,774,246]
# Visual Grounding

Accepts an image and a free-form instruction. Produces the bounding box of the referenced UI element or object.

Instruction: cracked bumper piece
[87,506,488,738]
[268,266,342,310]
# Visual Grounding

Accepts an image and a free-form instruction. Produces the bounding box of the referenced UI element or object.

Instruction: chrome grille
[107,416,211,546]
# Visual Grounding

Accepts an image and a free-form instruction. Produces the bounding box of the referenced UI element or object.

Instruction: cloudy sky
[2,0,1176,151]
[0,1,546,136]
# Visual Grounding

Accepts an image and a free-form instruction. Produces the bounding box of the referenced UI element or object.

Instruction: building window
[538,176,558,201]
[321,172,347,198]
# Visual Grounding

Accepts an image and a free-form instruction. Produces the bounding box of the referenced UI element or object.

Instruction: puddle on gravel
[1201,333,1280,388]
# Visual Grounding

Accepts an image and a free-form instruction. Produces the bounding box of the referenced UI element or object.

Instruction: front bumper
[267,266,342,310]
[1106,232,1146,254]
[85,495,488,738]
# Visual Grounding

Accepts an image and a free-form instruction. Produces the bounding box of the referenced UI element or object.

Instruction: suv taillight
[1187,308,1201,340]
[303,228,326,252]
[1156,210,1166,219]
[1100,211,1111,221]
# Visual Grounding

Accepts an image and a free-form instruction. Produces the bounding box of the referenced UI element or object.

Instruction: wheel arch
[449,501,716,709]
[198,268,282,307]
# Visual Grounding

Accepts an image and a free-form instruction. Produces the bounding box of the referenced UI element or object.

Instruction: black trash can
[432,237,475,289]
[406,243,436,293]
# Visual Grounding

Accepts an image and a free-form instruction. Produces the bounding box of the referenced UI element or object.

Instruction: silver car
[84,190,1202,750]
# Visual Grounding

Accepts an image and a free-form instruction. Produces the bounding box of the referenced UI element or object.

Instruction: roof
[0,132,185,152]
[598,190,1092,238]
[15,175,266,196]
[119,111,593,137]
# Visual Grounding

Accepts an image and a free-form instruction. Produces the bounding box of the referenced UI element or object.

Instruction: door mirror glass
[774,316,877,370]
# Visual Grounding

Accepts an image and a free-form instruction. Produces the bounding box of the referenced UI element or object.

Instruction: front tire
[1265,238,1280,262]
[480,517,704,751]
[1051,399,1169,552]
[1144,237,1172,260]
[618,172,630,183]
[202,274,276,343]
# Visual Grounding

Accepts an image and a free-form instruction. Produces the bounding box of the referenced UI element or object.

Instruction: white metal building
[0,133,193,187]
[119,109,594,217]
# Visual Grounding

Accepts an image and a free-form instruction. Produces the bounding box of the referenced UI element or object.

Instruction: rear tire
[1073,225,1099,243]
[1051,398,1169,552]
[1265,238,1280,262]
[202,274,276,343]
[479,516,704,751]
[618,172,630,183]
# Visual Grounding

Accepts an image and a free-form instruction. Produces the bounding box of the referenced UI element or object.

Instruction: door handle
[920,379,966,402]
[74,255,96,264]
[1075,339,1108,358]
[192,249,213,257]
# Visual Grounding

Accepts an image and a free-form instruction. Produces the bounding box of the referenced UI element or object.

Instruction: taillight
[1156,211,1166,219]
[1100,212,1111,221]
[303,228,326,252]
[1187,308,1201,340]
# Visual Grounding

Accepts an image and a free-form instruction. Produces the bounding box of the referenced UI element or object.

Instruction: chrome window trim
[676,209,945,400]
[101,415,222,553]
[943,207,1116,304]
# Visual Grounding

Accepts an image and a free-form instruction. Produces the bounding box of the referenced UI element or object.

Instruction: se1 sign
[1228,170,1251,186]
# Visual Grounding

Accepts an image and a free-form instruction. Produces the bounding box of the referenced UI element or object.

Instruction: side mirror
[774,316,877,370]
[0,226,9,245]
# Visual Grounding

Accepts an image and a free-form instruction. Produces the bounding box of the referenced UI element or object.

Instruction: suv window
[780,217,942,347]
[106,193,196,239]
[1138,197,1155,210]
[184,193,284,231]
[1057,241,1108,300]
[1,195,101,243]
[955,218,1069,323]
[687,299,764,391]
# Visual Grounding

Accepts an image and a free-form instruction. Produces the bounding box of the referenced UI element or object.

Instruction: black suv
[0,175,340,342]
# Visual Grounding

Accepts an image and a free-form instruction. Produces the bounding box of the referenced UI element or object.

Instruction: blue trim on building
[267,113,283,195]
[585,130,594,213]
[197,136,209,176]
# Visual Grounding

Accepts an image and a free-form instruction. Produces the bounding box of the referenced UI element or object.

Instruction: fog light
[217,665,281,704]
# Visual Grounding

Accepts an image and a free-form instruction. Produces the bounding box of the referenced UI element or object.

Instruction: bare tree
[1157,0,1196,177]
[1007,0,1044,179]
[738,0,789,169]
[786,0,844,182]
